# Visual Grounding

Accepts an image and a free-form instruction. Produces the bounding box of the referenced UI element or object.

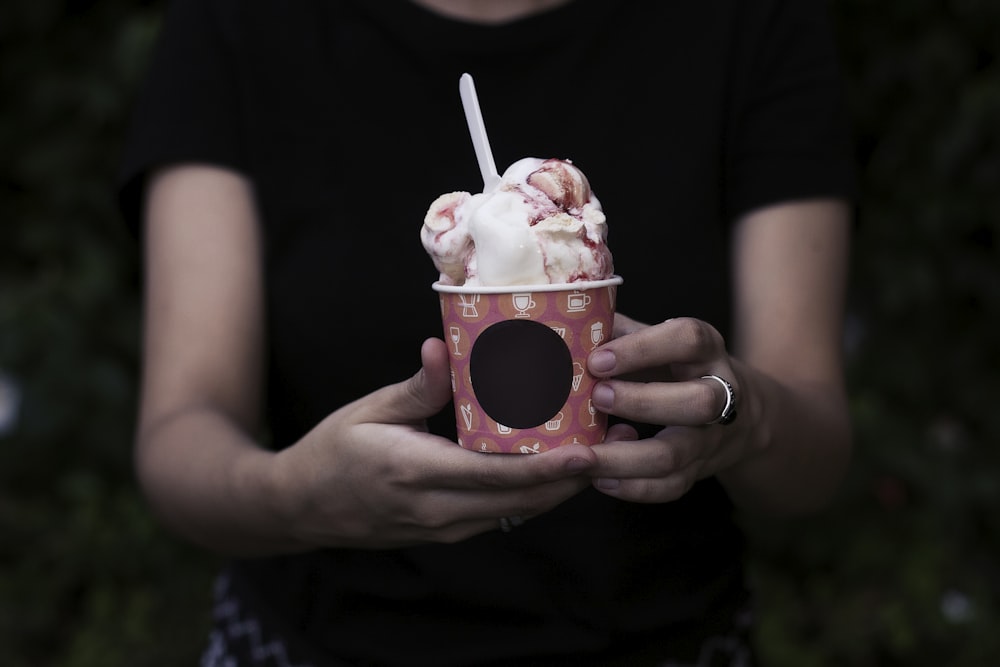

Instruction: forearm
[717,361,852,516]
[718,200,852,515]
[135,406,309,556]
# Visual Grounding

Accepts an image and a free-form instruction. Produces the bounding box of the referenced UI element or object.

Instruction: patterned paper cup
[433,276,623,454]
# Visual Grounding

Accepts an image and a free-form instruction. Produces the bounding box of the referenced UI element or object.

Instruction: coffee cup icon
[567,292,591,312]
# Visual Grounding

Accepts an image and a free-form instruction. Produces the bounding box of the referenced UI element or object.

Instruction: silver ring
[499,516,524,533]
[701,375,737,425]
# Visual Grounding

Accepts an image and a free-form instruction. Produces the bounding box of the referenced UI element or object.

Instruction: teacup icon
[496,422,512,435]
[545,412,565,431]
[567,292,591,312]
[512,293,536,318]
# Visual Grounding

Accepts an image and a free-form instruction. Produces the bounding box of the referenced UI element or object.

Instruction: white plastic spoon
[459,73,502,192]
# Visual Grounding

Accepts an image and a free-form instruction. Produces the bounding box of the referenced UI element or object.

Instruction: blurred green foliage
[1,0,997,665]
[747,1,1000,666]
[1,2,216,666]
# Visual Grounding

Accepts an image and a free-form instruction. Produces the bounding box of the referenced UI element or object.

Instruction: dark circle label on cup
[469,319,573,430]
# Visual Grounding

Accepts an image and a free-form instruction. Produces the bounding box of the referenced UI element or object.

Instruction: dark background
[1,0,998,664]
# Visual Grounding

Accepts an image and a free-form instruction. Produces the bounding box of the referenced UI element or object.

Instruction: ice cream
[421,158,614,287]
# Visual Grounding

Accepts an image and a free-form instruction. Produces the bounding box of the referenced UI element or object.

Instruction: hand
[272,338,598,548]
[585,315,753,503]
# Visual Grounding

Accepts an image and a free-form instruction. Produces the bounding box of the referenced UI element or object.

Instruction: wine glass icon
[450,326,462,355]
[587,399,598,427]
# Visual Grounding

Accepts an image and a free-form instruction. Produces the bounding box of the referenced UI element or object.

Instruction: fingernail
[591,383,614,410]
[566,457,592,473]
[589,349,616,373]
[596,478,620,491]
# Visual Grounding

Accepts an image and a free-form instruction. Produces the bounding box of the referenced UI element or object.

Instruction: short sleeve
[117,0,246,235]
[724,0,858,220]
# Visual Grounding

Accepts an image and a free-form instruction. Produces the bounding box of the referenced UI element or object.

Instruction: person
[118,0,856,664]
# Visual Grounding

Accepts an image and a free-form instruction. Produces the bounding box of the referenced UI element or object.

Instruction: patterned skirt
[200,571,755,667]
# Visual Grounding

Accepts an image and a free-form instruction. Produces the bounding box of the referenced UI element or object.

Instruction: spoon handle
[459,73,501,192]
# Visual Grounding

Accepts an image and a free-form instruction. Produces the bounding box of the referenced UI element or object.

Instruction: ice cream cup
[433,276,623,454]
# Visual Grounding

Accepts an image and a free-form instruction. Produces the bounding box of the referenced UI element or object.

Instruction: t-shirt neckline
[347,0,609,56]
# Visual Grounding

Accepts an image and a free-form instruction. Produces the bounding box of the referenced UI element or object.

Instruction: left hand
[586,313,753,503]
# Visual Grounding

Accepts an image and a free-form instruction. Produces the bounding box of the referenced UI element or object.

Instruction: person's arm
[136,164,290,553]
[719,198,852,514]
[135,164,599,556]
[588,199,852,516]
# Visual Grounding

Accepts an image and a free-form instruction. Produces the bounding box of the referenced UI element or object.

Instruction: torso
[120,0,855,662]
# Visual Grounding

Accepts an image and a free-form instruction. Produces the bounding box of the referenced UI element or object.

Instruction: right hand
[271,337,599,548]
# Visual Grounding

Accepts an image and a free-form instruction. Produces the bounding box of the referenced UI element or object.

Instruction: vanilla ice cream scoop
[421,158,614,286]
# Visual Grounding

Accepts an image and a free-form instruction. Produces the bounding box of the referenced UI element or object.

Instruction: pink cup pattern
[435,277,621,454]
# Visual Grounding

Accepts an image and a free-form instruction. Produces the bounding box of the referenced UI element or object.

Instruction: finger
[416,475,594,532]
[589,317,725,379]
[372,423,598,493]
[593,463,702,504]
[368,450,593,543]
[589,430,704,503]
[409,437,598,491]
[353,338,453,425]
[590,428,696,479]
[418,337,453,407]
[590,376,724,426]
[611,312,648,338]
[605,422,639,442]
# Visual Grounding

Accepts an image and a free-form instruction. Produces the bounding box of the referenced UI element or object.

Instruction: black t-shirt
[119,0,856,664]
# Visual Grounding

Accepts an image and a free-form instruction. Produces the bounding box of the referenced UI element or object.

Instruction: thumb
[357,338,453,425]
[413,337,453,413]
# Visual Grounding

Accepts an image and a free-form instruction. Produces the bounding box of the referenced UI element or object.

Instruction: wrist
[716,366,852,515]
[715,366,778,504]
[724,364,774,463]
[231,445,313,553]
